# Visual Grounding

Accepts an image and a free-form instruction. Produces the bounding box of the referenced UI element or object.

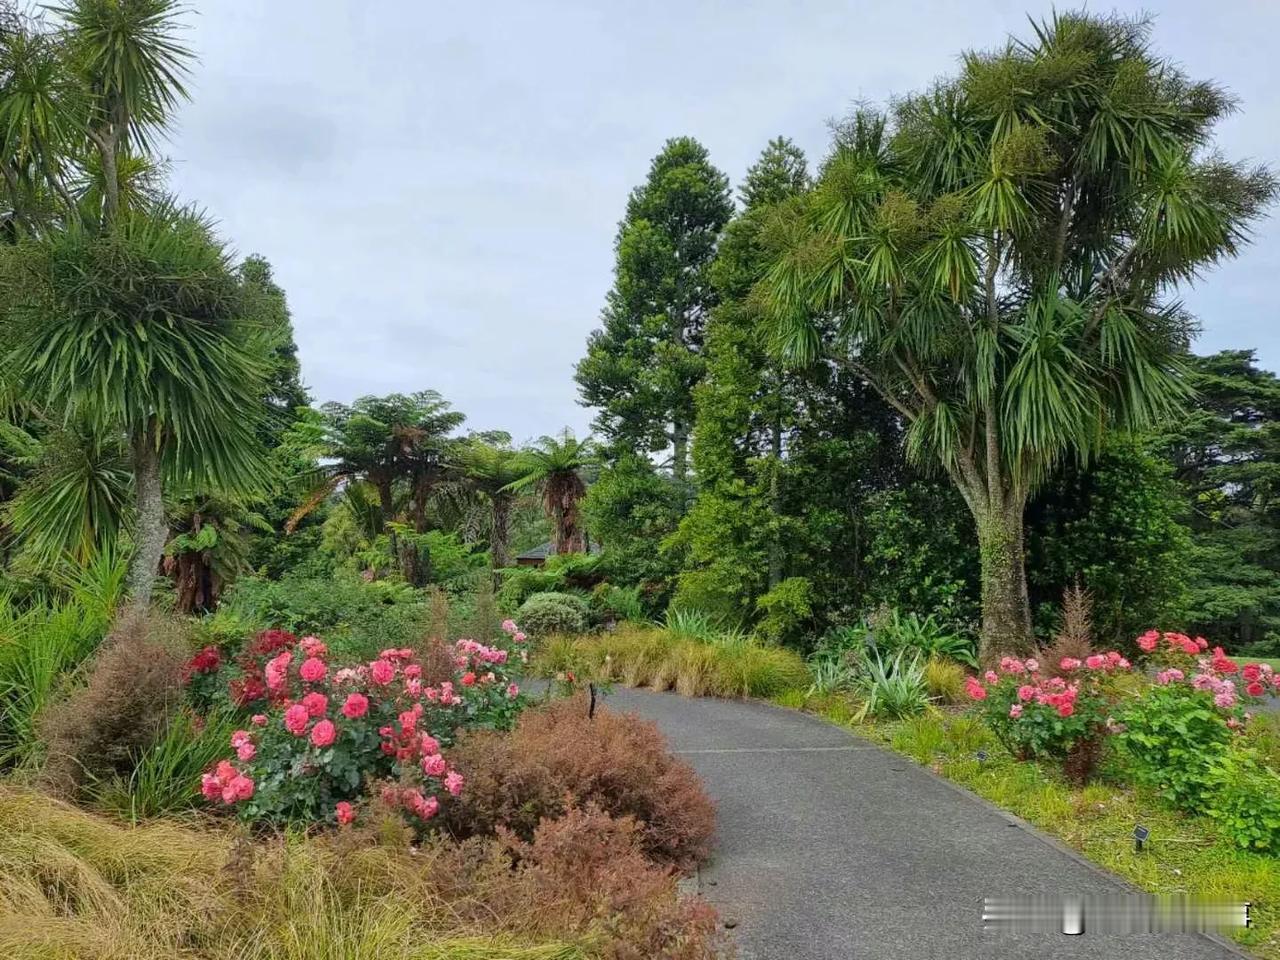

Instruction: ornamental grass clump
[196,620,528,828]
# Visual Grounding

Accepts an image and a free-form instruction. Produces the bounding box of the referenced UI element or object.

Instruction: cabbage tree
[762,13,1275,654]
[5,205,267,607]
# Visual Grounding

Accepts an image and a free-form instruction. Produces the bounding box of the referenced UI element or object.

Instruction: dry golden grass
[533,624,809,700]
[0,785,720,960]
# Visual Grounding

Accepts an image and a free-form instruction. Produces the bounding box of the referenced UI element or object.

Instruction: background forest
[0,6,1276,663]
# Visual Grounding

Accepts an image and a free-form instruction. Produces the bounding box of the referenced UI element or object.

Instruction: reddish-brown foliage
[331,802,724,960]
[40,613,187,795]
[442,695,715,870]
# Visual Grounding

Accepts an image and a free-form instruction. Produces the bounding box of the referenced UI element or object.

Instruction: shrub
[443,695,715,870]
[924,655,966,704]
[1118,633,1279,807]
[1115,682,1233,809]
[492,803,722,958]
[590,582,645,624]
[497,566,563,611]
[1205,752,1280,852]
[221,573,429,661]
[754,576,814,646]
[867,608,977,668]
[40,613,187,796]
[202,623,528,826]
[967,651,1132,782]
[516,592,589,638]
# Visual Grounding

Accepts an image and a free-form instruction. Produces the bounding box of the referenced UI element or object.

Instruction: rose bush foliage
[965,652,1132,768]
[194,620,529,827]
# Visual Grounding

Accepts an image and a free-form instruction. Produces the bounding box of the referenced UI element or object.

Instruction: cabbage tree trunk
[127,425,166,611]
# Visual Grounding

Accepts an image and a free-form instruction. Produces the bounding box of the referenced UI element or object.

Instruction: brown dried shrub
[1038,583,1096,679]
[39,612,187,795]
[443,694,716,871]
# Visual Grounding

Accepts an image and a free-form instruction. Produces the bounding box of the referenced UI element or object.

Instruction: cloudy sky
[166,1,1279,441]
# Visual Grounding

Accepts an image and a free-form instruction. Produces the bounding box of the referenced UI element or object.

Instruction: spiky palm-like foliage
[506,432,594,556]
[163,490,269,614]
[3,203,268,606]
[288,391,466,532]
[761,12,1276,654]
[454,441,527,568]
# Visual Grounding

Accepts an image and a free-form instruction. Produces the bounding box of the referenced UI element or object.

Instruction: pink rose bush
[199,622,527,827]
[966,653,1133,779]
[1116,630,1277,812]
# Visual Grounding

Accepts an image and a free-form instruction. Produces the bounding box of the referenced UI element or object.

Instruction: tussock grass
[0,786,596,960]
[534,625,809,700]
[922,656,966,704]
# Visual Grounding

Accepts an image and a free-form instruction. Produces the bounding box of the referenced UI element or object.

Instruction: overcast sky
[166,1,1279,442]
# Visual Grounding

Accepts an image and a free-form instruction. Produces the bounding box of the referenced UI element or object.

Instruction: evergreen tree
[1157,350,1280,652]
[575,137,732,481]
[672,137,902,636]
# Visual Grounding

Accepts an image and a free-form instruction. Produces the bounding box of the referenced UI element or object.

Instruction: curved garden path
[608,687,1248,960]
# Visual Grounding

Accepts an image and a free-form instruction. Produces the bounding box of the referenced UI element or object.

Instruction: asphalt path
[606,686,1250,960]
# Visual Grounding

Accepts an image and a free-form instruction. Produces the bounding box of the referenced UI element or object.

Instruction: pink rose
[1057,702,1074,718]
[341,692,369,719]
[1017,684,1035,701]
[302,691,328,717]
[251,714,267,727]
[1136,630,1159,653]
[231,730,252,749]
[414,795,440,819]
[1023,658,1039,672]
[265,650,293,692]
[514,631,527,644]
[310,718,337,748]
[236,741,256,762]
[1059,657,1081,671]
[964,677,987,701]
[422,753,447,777]
[200,773,222,801]
[419,734,440,755]
[335,801,356,826]
[984,670,999,684]
[1085,654,1105,670]
[283,703,310,736]
[507,682,520,699]
[1009,703,1023,718]
[299,657,327,683]
[461,671,476,687]
[501,619,517,635]
[445,770,464,796]
[369,658,395,685]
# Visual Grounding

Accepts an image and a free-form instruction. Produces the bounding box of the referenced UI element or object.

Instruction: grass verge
[790,694,1280,959]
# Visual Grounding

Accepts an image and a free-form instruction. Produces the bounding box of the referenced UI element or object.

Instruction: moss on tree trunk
[976,505,1033,659]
